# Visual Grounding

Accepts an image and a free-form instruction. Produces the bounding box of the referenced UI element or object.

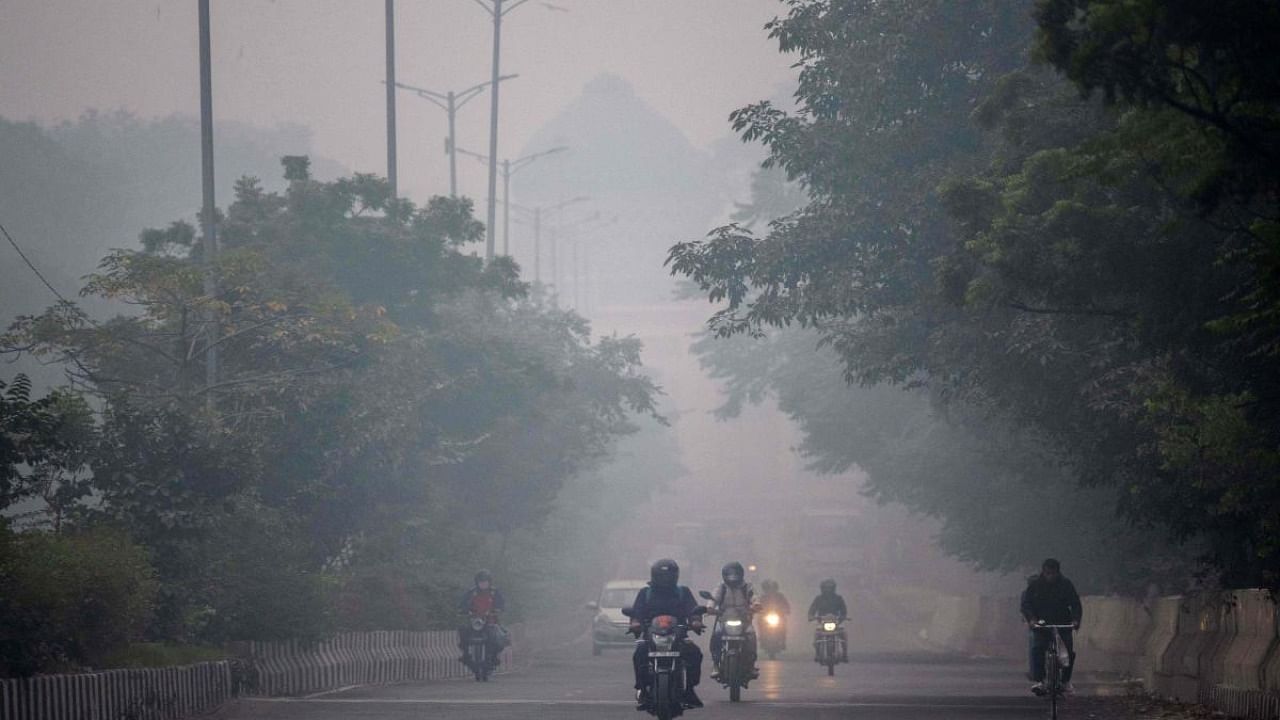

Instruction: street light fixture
[390,74,518,198]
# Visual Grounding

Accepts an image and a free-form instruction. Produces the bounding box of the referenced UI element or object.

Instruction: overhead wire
[0,221,75,306]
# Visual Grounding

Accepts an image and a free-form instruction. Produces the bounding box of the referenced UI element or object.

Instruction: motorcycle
[813,614,847,676]
[462,611,503,682]
[759,607,787,660]
[623,605,706,720]
[700,590,756,702]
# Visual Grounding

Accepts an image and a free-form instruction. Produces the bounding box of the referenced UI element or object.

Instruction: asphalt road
[219,642,1098,719]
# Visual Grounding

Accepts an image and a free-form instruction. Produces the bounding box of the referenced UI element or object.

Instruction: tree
[671,0,1280,588]
[3,159,660,647]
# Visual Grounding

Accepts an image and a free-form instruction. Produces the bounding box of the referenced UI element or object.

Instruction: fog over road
[219,641,1084,719]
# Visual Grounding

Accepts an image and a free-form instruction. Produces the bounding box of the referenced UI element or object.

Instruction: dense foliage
[0,160,658,673]
[671,0,1280,590]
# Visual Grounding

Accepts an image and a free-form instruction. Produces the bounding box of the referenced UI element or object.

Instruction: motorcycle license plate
[649,651,681,658]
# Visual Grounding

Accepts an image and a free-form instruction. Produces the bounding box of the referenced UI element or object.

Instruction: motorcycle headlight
[472,617,486,631]
[823,622,838,632]
[725,619,743,627]
[765,613,781,627]
[652,634,676,651]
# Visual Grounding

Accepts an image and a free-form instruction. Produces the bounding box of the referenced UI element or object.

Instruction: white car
[587,579,648,655]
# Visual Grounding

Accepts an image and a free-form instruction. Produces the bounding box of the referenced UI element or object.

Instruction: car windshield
[600,588,640,608]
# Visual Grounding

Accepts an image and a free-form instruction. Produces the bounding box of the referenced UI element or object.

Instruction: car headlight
[765,613,781,627]
[823,622,838,632]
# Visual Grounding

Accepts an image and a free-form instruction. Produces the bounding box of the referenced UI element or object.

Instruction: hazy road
[218,639,1105,720]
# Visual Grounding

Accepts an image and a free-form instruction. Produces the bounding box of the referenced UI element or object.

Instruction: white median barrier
[0,662,234,720]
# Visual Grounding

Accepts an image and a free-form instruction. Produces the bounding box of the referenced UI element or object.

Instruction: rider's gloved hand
[628,621,642,637]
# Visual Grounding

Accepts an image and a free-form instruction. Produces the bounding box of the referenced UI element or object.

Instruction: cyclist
[1020,558,1083,695]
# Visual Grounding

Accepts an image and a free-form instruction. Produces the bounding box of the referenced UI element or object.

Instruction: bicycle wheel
[1046,648,1059,719]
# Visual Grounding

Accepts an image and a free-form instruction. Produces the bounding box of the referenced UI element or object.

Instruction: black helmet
[722,561,745,587]
[820,578,836,594]
[474,569,493,586]
[650,559,679,588]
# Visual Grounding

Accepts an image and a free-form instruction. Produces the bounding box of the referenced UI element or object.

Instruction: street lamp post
[385,0,398,199]
[198,0,218,391]
[456,145,568,255]
[392,75,517,197]
[469,0,540,260]
[509,196,588,290]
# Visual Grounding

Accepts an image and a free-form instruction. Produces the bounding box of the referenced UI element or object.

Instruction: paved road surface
[220,643,1097,719]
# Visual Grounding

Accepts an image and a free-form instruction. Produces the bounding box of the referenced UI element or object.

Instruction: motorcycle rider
[807,578,849,663]
[629,558,705,710]
[458,569,507,668]
[706,561,760,681]
[759,579,791,616]
[1021,558,1083,696]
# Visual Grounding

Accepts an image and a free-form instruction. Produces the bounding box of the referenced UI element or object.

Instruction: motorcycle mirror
[698,590,714,600]
[585,601,599,612]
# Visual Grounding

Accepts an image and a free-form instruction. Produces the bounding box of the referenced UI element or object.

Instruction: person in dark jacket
[807,578,849,662]
[1020,558,1083,695]
[629,558,704,709]
[457,570,507,669]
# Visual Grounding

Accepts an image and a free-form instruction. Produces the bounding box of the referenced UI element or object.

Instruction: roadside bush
[0,527,156,677]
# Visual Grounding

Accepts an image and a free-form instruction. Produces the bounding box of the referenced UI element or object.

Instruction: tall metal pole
[385,0,398,198]
[447,91,458,197]
[550,228,558,305]
[198,0,218,391]
[502,159,511,256]
[484,0,503,259]
[533,207,541,283]
[571,237,579,310]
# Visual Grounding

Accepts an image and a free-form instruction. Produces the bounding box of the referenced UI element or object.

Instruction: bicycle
[1033,622,1075,719]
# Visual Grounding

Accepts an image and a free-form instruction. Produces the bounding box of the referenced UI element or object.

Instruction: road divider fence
[0,625,523,720]
[0,661,235,720]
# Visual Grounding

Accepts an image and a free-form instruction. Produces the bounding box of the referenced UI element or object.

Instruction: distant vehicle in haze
[588,579,648,655]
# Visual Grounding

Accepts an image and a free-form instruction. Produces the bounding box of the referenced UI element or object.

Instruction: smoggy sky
[0,0,797,201]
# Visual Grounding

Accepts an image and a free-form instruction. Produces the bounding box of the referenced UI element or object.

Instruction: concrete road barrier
[0,661,234,720]
[237,627,520,698]
[1078,596,1152,677]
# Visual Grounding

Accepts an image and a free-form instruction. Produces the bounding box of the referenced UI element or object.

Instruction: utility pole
[509,196,587,293]
[456,144,567,255]
[385,0,398,198]
[198,0,218,392]
[470,0,540,260]
[391,75,517,197]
